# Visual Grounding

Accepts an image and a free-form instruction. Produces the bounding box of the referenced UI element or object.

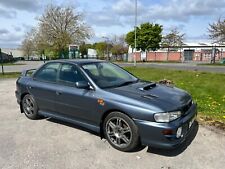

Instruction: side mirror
[76,81,90,89]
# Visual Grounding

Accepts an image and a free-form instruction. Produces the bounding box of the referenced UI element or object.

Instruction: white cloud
[87,9,123,27]
[145,0,225,21]
[112,0,141,16]
[0,8,17,18]
[0,0,41,12]
[1,0,225,47]
[0,28,9,35]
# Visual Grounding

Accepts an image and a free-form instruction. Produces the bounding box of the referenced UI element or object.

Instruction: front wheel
[22,94,40,120]
[103,112,140,152]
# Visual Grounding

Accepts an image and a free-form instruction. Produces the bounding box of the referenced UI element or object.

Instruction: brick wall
[131,50,225,62]
[147,52,181,61]
[132,52,141,61]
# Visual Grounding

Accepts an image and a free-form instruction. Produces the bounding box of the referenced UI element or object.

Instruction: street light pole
[134,0,137,66]
[0,48,4,75]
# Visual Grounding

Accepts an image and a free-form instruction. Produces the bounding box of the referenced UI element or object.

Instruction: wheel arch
[99,109,133,139]
[20,92,29,113]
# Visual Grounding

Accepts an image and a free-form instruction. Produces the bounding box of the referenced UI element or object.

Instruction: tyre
[22,94,40,120]
[103,112,140,152]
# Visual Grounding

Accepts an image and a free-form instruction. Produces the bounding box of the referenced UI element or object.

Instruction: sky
[0,0,225,48]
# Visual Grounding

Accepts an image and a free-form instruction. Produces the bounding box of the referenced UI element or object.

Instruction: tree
[162,28,184,48]
[111,44,128,60]
[21,29,36,59]
[161,28,185,60]
[22,5,92,59]
[33,28,49,58]
[125,23,163,51]
[93,42,108,58]
[208,18,225,43]
[208,18,225,64]
[79,43,93,58]
[111,35,128,60]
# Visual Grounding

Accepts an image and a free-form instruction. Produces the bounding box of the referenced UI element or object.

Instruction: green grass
[0,72,21,78]
[125,67,225,124]
[1,68,225,125]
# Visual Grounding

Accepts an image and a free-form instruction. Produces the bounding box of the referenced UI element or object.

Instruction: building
[1,48,23,58]
[0,52,13,62]
[88,49,97,58]
[128,42,225,62]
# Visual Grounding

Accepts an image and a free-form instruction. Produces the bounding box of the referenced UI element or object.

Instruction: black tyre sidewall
[103,112,140,152]
[22,94,39,120]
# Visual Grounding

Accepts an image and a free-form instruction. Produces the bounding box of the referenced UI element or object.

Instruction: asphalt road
[0,79,225,169]
[2,61,225,73]
[118,62,225,73]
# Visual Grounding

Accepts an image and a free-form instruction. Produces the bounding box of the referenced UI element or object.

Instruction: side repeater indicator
[97,99,105,106]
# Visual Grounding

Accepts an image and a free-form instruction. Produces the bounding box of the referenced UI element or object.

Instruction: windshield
[81,62,138,89]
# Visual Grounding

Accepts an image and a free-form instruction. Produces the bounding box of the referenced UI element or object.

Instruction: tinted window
[58,64,86,85]
[35,63,60,82]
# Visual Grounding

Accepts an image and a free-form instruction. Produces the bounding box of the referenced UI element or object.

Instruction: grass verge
[125,67,225,126]
[0,72,21,78]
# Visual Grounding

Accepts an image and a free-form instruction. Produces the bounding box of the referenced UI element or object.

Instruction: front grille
[182,100,192,114]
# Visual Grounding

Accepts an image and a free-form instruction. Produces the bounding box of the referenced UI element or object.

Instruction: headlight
[154,111,181,122]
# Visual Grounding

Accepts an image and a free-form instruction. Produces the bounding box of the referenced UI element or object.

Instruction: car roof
[48,59,106,65]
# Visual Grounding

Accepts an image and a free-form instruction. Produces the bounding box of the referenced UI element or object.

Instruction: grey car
[15,59,197,152]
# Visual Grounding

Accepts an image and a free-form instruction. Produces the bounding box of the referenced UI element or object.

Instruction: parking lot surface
[0,79,224,169]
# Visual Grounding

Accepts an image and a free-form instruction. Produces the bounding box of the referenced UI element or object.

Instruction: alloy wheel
[106,117,132,148]
[23,96,35,117]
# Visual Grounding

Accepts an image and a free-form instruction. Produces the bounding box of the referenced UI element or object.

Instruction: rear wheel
[22,94,40,120]
[103,112,140,152]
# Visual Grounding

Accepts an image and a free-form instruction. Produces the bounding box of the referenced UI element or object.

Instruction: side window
[58,64,86,85]
[34,63,60,83]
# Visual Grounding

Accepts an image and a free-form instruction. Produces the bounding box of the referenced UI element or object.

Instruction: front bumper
[134,103,197,149]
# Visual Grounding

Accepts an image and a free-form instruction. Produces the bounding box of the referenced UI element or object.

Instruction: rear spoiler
[21,69,37,77]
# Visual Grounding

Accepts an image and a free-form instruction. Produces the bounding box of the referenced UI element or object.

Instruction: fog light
[176,127,182,138]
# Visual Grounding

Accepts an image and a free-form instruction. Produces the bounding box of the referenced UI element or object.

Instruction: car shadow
[46,118,199,155]
[47,118,148,153]
[46,118,100,137]
[147,121,199,157]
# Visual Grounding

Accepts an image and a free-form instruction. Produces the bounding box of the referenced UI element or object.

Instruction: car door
[55,63,98,125]
[28,62,61,113]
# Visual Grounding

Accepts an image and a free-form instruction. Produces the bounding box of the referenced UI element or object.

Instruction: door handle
[56,91,62,95]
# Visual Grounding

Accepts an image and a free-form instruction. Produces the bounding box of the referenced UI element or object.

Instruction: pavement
[2,61,44,73]
[0,78,225,169]
[1,61,225,73]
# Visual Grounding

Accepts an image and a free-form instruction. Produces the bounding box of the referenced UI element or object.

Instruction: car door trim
[38,110,100,133]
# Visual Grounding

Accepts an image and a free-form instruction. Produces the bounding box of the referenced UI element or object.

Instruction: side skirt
[38,110,100,133]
